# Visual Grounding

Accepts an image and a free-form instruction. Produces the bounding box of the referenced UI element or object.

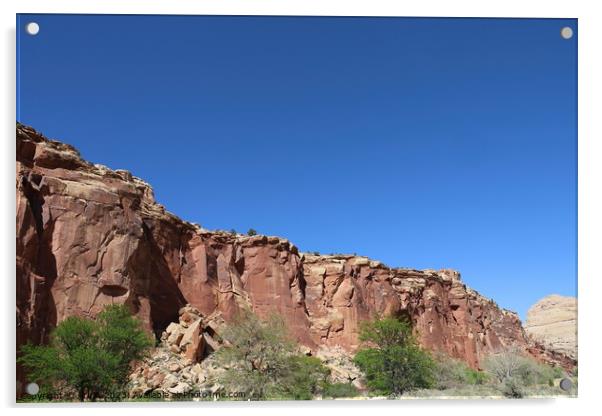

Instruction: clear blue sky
[17,15,577,321]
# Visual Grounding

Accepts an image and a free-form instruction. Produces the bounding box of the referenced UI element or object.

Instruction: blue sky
[17,15,577,321]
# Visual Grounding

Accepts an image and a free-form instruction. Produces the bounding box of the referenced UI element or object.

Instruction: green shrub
[279,355,330,400]
[97,304,156,381]
[213,309,330,400]
[483,346,571,398]
[501,377,525,398]
[322,382,359,398]
[433,353,488,389]
[552,365,565,379]
[247,228,258,236]
[516,359,558,386]
[18,304,153,401]
[353,317,435,396]
[465,368,489,385]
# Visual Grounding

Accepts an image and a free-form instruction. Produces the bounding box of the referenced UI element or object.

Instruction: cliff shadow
[136,221,188,340]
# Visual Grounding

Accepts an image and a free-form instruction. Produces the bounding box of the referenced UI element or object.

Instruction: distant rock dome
[524,294,577,360]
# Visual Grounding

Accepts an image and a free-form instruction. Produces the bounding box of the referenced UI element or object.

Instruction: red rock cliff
[16,124,574,374]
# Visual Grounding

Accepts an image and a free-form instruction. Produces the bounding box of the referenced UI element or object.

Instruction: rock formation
[161,305,224,362]
[316,346,363,388]
[302,256,532,369]
[16,123,576,387]
[129,306,364,397]
[524,295,577,360]
[129,305,226,397]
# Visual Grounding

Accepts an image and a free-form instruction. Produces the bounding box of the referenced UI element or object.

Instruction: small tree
[96,304,155,382]
[353,317,435,396]
[18,304,153,401]
[483,346,564,398]
[247,228,258,236]
[278,355,330,399]
[483,346,525,383]
[213,309,329,400]
[501,377,525,398]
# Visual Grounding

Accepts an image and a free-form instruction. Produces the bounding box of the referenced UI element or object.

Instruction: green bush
[279,355,330,399]
[466,368,489,385]
[322,382,359,398]
[353,317,435,396]
[433,353,488,389]
[501,377,525,398]
[247,228,258,236]
[516,359,559,386]
[213,309,330,400]
[483,347,573,398]
[18,304,153,401]
[552,365,565,379]
[483,347,562,388]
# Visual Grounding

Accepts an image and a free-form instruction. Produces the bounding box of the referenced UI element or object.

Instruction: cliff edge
[16,124,575,379]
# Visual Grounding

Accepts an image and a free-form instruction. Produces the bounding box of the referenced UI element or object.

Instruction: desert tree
[353,316,435,396]
[18,304,153,401]
[483,345,525,383]
[212,308,330,399]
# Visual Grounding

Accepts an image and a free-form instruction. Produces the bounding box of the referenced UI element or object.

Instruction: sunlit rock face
[16,123,575,378]
[302,256,538,369]
[525,295,577,360]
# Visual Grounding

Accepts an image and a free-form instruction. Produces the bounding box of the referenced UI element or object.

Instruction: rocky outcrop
[130,309,365,397]
[525,295,577,360]
[129,305,226,397]
[302,256,533,369]
[160,305,224,362]
[316,346,363,388]
[129,346,206,397]
[16,123,309,348]
[16,124,575,381]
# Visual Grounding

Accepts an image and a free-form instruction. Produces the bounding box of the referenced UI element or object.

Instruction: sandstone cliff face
[16,124,575,375]
[302,256,531,368]
[525,295,577,360]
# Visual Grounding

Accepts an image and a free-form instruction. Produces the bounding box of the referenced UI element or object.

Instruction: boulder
[168,382,191,395]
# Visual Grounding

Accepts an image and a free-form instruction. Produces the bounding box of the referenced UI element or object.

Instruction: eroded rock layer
[16,124,575,376]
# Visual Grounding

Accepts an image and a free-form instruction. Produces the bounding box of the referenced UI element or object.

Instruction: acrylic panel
[16,14,577,402]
